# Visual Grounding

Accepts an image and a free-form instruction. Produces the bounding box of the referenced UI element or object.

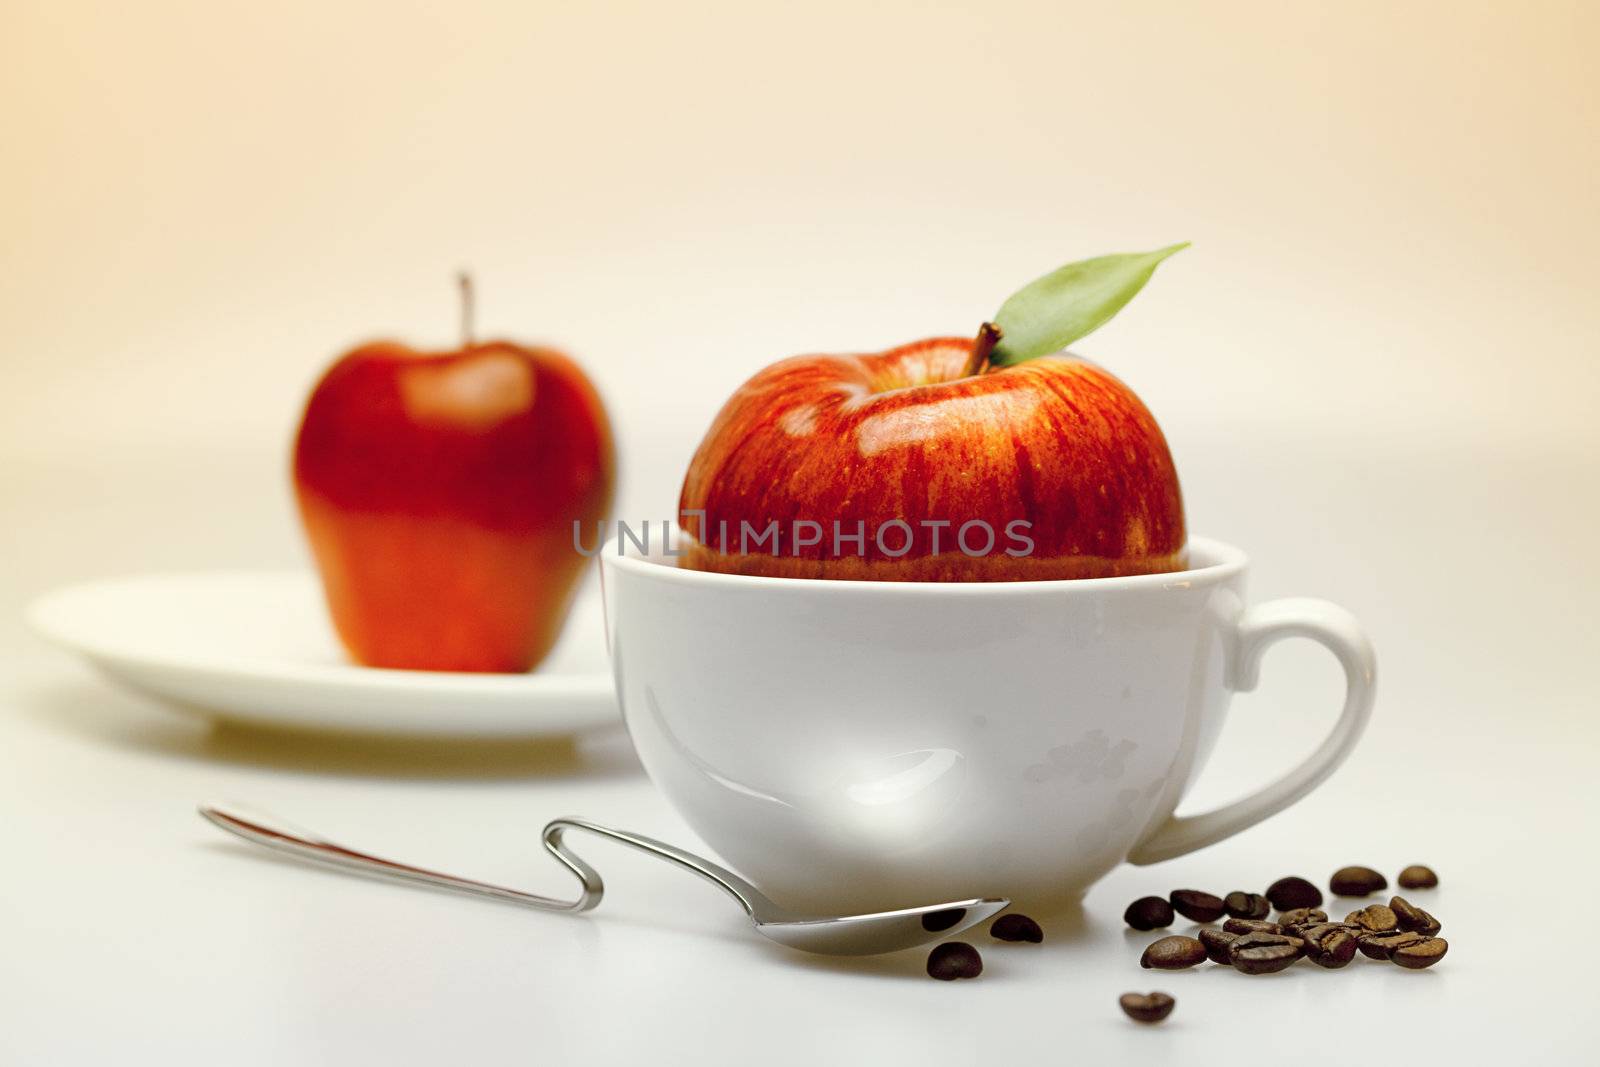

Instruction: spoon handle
[198,803,766,917]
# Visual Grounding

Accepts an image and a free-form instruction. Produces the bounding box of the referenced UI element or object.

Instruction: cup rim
[600,535,1247,596]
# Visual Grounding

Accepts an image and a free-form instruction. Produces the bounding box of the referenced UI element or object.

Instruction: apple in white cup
[679,246,1188,580]
[598,247,1376,914]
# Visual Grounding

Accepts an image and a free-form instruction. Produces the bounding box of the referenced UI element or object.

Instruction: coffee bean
[1124,896,1176,931]
[1346,904,1399,935]
[1398,864,1439,889]
[921,907,967,932]
[1223,918,1283,936]
[1169,889,1226,923]
[1276,907,1328,929]
[1330,865,1389,897]
[926,941,983,980]
[1266,876,1323,911]
[1229,931,1306,974]
[1119,991,1176,1023]
[1299,923,1359,968]
[990,913,1044,943]
[1390,935,1448,969]
[1389,896,1441,936]
[1224,891,1271,920]
[1293,919,1359,940]
[1359,930,1425,960]
[1141,935,1208,970]
[1199,927,1239,965]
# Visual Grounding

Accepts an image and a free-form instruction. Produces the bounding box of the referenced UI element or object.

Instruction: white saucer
[25,571,619,737]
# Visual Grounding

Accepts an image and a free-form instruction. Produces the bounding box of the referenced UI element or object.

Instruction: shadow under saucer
[21,675,643,781]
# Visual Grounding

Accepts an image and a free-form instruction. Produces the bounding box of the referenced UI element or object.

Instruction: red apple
[294,322,614,672]
[678,331,1183,581]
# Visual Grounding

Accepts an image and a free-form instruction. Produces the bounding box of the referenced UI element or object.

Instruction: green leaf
[990,243,1189,366]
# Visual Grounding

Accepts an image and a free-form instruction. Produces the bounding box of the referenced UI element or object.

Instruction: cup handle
[1127,598,1377,865]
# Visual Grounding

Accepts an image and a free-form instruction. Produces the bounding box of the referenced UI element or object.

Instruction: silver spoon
[199,803,1008,956]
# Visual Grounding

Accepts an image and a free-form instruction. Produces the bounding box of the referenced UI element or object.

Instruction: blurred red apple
[679,247,1187,581]
[294,285,613,671]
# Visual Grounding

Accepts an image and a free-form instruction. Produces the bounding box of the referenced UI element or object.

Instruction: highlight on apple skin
[677,333,1185,582]
[294,339,614,672]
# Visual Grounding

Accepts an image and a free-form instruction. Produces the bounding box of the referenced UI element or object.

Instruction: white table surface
[3,435,1595,1065]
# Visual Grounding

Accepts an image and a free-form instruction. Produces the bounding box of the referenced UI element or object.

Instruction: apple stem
[457,271,476,347]
[962,321,1003,377]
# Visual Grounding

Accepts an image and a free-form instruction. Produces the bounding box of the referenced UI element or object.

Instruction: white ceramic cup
[600,537,1375,914]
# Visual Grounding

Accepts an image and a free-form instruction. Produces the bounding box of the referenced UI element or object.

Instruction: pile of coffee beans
[926,863,1447,1017]
[925,911,1045,980]
[1123,865,1447,985]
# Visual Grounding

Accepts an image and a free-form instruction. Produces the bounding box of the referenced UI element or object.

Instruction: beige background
[5,0,1598,480]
